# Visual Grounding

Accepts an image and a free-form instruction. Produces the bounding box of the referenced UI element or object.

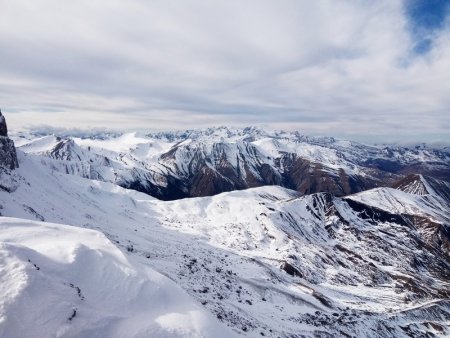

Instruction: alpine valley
[1,113,449,337]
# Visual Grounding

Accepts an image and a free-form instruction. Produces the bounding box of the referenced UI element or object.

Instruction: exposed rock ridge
[0,109,19,170]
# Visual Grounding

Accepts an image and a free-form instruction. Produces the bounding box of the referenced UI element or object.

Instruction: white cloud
[0,0,449,141]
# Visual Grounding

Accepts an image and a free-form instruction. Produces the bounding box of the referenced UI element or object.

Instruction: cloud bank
[0,0,449,141]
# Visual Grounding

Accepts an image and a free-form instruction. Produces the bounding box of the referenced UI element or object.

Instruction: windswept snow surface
[0,217,236,338]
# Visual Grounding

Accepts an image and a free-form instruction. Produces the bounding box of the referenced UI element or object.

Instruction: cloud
[0,0,449,142]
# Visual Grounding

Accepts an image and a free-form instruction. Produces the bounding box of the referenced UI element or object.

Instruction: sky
[0,0,449,142]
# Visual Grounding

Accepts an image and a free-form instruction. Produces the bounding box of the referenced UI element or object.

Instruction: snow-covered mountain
[0,117,448,337]
[13,126,450,200]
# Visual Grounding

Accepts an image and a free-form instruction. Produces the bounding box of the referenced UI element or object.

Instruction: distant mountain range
[13,126,450,200]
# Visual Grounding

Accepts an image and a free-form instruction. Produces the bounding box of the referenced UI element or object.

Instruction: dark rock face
[0,110,19,170]
[0,111,7,137]
[279,154,374,196]
[0,138,18,170]
[156,142,282,199]
[144,142,381,200]
[280,261,302,277]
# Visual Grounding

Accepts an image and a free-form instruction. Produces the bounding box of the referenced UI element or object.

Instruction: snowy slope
[1,151,449,337]
[0,217,237,338]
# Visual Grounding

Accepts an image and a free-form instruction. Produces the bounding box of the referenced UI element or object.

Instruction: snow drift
[0,217,236,338]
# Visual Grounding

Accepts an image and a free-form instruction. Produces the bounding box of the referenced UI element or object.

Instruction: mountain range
[13,126,450,200]
[1,116,449,337]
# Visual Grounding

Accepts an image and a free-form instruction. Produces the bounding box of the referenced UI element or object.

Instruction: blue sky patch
[404,0,450,54]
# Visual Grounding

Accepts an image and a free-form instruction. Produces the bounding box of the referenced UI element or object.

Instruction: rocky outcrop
[279,154,375,196]
[280,261,302,277]
[0,109,19,170]
[393,174,450,203]
[0,111,7,137]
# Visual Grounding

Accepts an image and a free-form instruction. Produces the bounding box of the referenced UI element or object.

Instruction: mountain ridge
[13,126,449,201]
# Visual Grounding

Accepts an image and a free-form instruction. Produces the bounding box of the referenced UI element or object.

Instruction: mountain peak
[393,173,450,202]
[393,174,431,195]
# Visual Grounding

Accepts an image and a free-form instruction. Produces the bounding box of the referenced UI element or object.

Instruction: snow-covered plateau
[0,123,449,337]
